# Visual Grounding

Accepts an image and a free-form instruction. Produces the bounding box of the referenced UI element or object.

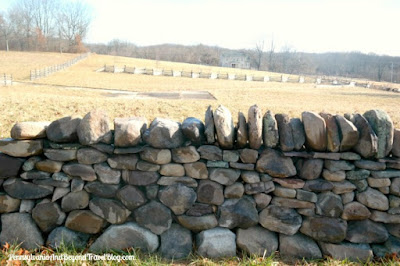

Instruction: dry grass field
[0,52,399,139]
[0,51,77,80]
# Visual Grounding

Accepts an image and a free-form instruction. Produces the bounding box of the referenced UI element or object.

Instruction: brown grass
[0,51,78,80]
[1,52,399,139]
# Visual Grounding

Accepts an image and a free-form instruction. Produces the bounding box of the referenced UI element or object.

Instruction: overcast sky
[1,0,400,56]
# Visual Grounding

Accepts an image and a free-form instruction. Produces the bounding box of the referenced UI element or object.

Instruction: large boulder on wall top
[302,111,327,151]
[213,105,234,149]
[143,118,184,149]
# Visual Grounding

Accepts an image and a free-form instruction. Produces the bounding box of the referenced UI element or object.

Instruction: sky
[1,0,400,56]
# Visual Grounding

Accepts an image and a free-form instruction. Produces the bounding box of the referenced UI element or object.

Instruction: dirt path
[12,81,217,100]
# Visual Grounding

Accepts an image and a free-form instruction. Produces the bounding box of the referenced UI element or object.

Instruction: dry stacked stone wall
[1,106,400,261]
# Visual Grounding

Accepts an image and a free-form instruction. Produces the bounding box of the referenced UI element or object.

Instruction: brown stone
[320,113,340,152]
[247,105,263,149]
[236,112,248,148]
[302,111,327,151]
[114,117,147,147]
[351,114,378,158]
[273,178,305,189]
[204,106,216,144]
[77,110,111,145]
[65,210,105,234]
[11,122,49,140]
[213,105,234,149]
[275,113,294,151]
[341,202,371,220]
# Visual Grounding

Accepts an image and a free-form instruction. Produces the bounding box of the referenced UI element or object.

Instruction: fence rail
[0,74,12,86]
[100,64,400,92]
[30,53,90,81]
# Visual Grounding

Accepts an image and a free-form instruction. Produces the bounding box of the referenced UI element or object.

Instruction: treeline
[0,0,91,53]
[88,40,400,83]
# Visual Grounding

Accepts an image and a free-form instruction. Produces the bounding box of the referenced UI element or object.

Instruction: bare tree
[0,13,12,51]
[268,37,275,71]
[8,0,34,50]
[58,1,92,52]
[255,40,264,70]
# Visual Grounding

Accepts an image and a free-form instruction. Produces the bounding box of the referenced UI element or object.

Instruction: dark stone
[65,210,105,234]
[218,197,258,229]
[299,159,323,180]
[32,202,65,232]
[182,117,205,145]
[275,113,294,151]
[197,180,224,205]
[197,145,222,161]
[47,226,89,249]
[300,217,347,243]
[89,197,131,224]
[279,233,322,259]
[237,226,278,256]
[205,106,216,144]
[177,215,218,232]
[351,114,378,158]
[143,118,184,149]
[320,112,340,152]
[0,153,23,177]
[158,184,197,215]
[84,182,119,198]
[316,192,343,218]
[186,203,214,216]
[122,170,159,186]
[134,201,172,235]
[256,149,296,178]
[290,117,306,150]
[116,185,147,210]
[160,223,192,259]
[259,205,302,235]
[3,178,53,199]
[346,219,389,243]
[46,116,81,143]
[61,190,89,212]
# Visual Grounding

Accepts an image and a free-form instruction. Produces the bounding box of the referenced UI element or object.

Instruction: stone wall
[0,106,400,261]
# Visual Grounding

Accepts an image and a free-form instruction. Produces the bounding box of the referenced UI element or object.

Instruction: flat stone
[172,146,200,163]
[209,168,241,185]
[299,159,323,180]
[350,179,369,192]
[197,145,222,161]
[262,110,279,148]
[185,203,214,217]
[89,198,131,224]
[313,152,341,160]
[259,205,302,235]
[158,184,197,215]
[114,117,147,147]
[62,163,96,181]
[33,178,69,188]
[84,182,119,198]
[368,177,390,188]
[22,156,41,172]
[65,210,104,234]
[332,181,357,194]
[77,110,111,145]
[322,170,346,182]
[319,112,340,152]
[256,149,296,178]
[324,160,355,171]
[302,111,327,151]
[373,170,400,179]
[113,146,145,154]
[46,116,81,143]
[273,186,296,198]
[290,117,306,150]
[47,141,81,150]
[89,222,159,253]
[224,182,245,198]
[47,226,89,249]
[356,187,389,211]
[140,147,171,164]
[364,109,394,158]
[205,106,216,144]
[241,171,260,184]
[218,197,258,229]
[316,192,343,218]
[319,242,373,262]
[273,178,304,189]
[393,129,400,157]
[177,215,218,232]
[346,219,388,243]
[229,162,255,170]
[370,210,400,223]
[253,193,272,209]
[351,113,378,158]
[160,163,185,176]
[355,160,386,170]
[271,197,315,208]
[236,111,248,148]
[386,223,400,237]
[77,148,107,164]
[116,185,147,210]
[213,105,234,149]
[107,154,138,170]
[52,172,71,183]
[196,227,236,258]
[300,217,347,243]
[35,160,63,173]
[340,152,361,160]
[341,202,371,220]
[52,187,70,202]
[0,139,43,157]
[335,115,360,152]
[239,148,258,164]
[297,208,315,216]
[157,176,198,188]
[0,213,44,249]
[280,233,322,259]
[197,180,224,205]
[44,149,77,161]
[303,179,333,192]
[245,181,275,195]
[341,192,355,204]
[136,160,160,172]
[0,193,20,213]
[391,178,400,196]
[275,113,294,151]
[122,170,159,186]
[11,121,49,140]
[296,189,318,203]
[387,162,400,169]
[20,170,51,180]
[184,162,208,179]
[247,105,263,149]
[223,150,239,162]
[32,202,65,232]
[93,163,121,184]
[160,223,192,259]
[237,226,278,256]
[3,178,53,199]
[61,190,89,212]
